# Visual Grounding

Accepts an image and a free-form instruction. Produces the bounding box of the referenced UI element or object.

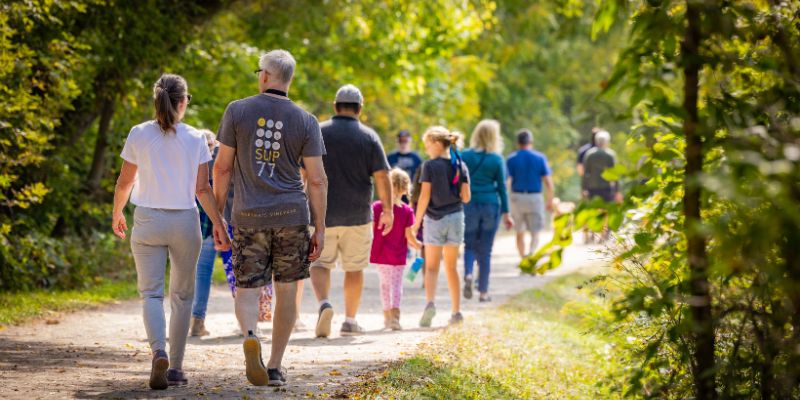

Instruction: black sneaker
[267,367,287,386]
[149,350,169,390]
[479,295,492,303]
[463,276,473,300]
[166,368,188,386]
[315,303,334,338]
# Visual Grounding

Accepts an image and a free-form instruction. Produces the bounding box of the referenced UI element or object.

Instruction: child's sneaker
[420,303,436,327]
[383,310,392,330]
[340,321,366,336]
[449,312,464,325]
[390,308,402,331]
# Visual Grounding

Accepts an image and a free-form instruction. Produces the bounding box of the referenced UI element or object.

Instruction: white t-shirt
[120,121,212,209]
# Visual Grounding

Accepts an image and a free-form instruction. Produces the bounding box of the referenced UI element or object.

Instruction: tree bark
[682,2,716,399]
[86,96,116,192]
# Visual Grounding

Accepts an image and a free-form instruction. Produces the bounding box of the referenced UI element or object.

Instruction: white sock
[235,287,261,336]
[319,299,331,308]
[345,317,357,325]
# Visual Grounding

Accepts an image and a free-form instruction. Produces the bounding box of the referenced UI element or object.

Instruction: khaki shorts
[510,192,545,233]
[232,225,311,288]
[311,223,372,272]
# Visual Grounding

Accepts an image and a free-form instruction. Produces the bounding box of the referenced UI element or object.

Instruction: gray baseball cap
[334,84,364,104]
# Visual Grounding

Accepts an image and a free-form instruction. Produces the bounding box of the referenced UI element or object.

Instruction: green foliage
[529,0,800,397]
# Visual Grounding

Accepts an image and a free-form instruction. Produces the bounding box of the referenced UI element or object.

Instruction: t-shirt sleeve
[217,102,237,148]
[368,135,390,174]
[120,127,138,164]
[420,161,432,183]
[404,205,415,227]
[541,155,552,176]
[302,115,326,157]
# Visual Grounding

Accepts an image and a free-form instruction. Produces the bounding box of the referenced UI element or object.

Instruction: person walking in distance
[582,130,622,241]
[411,127,471,327]
[461,120,513,302]
[506,129,554,258]
[311,84,393,338]
[371,168,422,330]
[213,50,327,387]
[112,74,230,390]
[387,130,423,184]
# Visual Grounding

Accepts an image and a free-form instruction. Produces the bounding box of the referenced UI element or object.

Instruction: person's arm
[196,163,230,250]
[496,160,513,230]
[112,161,137,239]
[576,163,585,177]
[411,182,431,235]
[303,155,328,261]
[405,227,422,250]
[460,180,471,204]
[543,175,555,212]
[212,144,235,216]
[459,164,471,204]
[373,169,394,236]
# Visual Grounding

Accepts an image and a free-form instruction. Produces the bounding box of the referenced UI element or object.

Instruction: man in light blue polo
[506,129,554,258]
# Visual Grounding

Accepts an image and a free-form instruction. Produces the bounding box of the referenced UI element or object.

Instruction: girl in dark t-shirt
[410,126,471,328]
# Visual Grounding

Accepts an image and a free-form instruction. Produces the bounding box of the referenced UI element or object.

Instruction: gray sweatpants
[131,206,201,370]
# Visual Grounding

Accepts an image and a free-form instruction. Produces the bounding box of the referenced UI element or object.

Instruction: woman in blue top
[461,120,513,302]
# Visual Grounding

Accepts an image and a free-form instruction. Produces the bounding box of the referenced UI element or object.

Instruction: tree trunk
[682,2,716,399]
[86,96,116,192]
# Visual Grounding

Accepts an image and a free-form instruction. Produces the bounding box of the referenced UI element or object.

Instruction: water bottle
[405,257,424,282]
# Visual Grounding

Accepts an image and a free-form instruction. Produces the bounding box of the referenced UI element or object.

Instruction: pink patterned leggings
[376,264,405,310]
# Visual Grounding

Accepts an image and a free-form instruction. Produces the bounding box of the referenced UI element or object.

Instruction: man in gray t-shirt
[310,84,393,338]
[213,49,328,387]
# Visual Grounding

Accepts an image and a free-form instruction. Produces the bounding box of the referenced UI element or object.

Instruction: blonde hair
[470,119,503,153]
[423,126,461,148]
[389,168,411,198]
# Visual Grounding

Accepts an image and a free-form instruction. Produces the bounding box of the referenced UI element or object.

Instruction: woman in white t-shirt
[111,74,230,390]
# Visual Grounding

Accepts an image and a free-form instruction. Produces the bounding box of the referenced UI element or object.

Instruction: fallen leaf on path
[328,370,342,376]
[46,320,59,325]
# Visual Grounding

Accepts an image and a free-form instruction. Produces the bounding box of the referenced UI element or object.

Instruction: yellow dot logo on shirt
[258,117,266,127]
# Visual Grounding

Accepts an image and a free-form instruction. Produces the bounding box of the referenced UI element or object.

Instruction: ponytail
[423,126,464,194]
[448,132,464,191]
[153,74,188,133]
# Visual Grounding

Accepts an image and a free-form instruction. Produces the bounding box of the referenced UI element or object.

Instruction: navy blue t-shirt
[387,151,422,180]
[506,149,551,193]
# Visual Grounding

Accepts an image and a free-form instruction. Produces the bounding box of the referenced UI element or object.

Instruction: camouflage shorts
[231,225,311,288]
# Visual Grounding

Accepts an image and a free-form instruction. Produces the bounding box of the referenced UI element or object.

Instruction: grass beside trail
[0,280,139,326]
[349,272,630,399]
[0,258,230,327]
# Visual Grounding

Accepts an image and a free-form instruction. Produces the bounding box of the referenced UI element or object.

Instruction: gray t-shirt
[320,116,390,227]
[217,94,325,229]
[583,147,617,191]
[420,157,470,220]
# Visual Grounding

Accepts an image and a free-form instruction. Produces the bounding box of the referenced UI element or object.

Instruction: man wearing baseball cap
[310,84,393,337]
[387,129,423,184]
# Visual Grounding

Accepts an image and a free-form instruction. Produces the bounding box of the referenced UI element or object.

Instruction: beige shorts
[311,223,372,272]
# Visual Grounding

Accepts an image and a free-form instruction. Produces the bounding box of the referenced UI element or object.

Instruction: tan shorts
[311,223,372,272]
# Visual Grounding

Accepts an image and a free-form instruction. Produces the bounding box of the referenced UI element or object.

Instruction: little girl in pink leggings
[370,168,422,330]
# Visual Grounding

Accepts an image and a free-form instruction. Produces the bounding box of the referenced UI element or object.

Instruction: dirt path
[0,233,604,399]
